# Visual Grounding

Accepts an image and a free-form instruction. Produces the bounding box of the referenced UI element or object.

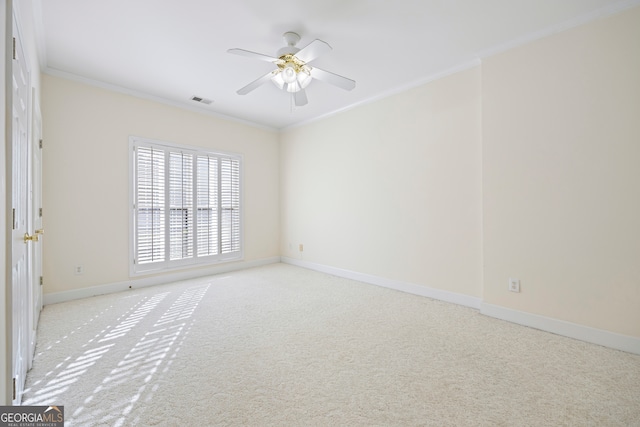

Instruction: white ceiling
[34,0,639,129]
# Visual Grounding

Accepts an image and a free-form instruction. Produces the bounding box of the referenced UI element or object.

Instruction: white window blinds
[131,137,242,274]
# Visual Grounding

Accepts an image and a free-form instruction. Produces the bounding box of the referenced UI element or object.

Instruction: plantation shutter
[169,151,194,260]
[196,155,219,257]
[135,146,166,264]
[132,137,242,274]
[220,157,241,253]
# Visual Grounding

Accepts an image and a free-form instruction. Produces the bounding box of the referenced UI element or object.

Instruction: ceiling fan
[228,31,356,107]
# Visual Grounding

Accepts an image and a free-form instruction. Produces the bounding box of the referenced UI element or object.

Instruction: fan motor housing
[277,31,301,56]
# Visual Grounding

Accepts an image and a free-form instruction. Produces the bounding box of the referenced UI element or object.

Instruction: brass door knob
[24,233,39,243]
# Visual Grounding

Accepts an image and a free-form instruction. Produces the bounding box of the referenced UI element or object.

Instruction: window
[130,137,242,274]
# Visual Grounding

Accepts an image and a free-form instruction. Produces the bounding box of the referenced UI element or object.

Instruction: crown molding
[42,67,278,132]
[283,59,481,131]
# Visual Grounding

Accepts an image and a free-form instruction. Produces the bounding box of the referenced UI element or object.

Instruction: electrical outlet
[508,278,520,293]
[74,265,84,275]
[299,244,304,252]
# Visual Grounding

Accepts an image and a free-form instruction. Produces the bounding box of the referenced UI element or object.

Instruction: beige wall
[281,7,640,339]
[482,7,640,336]
[280,67,484,298]
[42,75,280,293]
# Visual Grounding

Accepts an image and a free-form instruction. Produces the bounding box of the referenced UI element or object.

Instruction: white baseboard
[281,257,482,309]
[43,257,281,305]
[281,257,640,355]
[481,302,640,355]
[44,256,640,355]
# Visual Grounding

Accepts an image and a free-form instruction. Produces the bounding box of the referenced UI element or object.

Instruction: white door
[29,89,43,369]
[11,12,31,405]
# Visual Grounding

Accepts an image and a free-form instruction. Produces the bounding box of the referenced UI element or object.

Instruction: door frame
[1,0,12,406]
[28,87,42,368]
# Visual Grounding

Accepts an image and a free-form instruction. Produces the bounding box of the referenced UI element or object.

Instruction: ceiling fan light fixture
[272,66,311,93]
[271,72,285,90]
[285,81,301,93]
[297,69,311,89]
[282,64,298,84]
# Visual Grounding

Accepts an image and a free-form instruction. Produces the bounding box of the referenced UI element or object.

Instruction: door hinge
[12,208,16,230]
[39,139,43,149]
[12,377,16,400]
[12,37,16,60]
[40,276,43,286]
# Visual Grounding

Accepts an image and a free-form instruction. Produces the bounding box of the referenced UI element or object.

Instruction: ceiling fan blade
[237,71,274,95]
[227,48,280,63]
[294,89,308,107]
[309,67,356,91]
[295,39,332,63]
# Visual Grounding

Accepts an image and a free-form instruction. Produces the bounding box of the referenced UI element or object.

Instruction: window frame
[129,136,243,276]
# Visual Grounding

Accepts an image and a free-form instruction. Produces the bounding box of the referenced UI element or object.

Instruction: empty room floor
[23,264,640,426]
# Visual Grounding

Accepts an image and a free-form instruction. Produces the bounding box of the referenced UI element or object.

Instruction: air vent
[191,96,213,105]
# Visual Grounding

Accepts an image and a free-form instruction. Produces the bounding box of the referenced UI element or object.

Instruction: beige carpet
[23,263,640,426]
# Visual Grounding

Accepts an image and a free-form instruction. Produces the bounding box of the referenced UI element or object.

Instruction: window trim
[129,136,243,276]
